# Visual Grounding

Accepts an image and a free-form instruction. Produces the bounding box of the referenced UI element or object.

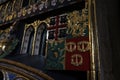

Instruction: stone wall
[95,0,119,80]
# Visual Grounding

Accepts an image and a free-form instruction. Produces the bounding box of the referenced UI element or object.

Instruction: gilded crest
[67,10,88,37]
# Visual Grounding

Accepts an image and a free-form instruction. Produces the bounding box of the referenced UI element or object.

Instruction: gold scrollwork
[32,20,40,27]
[77,41,90,52]
[25,20,40,29]
[45,18,50,26]
[67,8,88,37]
[8,14,13,20]
[4,15,8,21]
[12,12,17,19]
[66,42,76,52]
[22,8,27,16]
[71,54,83,66]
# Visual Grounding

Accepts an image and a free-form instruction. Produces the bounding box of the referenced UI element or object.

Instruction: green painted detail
[45,40,65,70]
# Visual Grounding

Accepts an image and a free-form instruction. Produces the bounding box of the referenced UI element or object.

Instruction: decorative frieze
[0,0,82,26]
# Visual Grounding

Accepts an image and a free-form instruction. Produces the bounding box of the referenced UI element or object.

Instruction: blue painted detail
[8,72,17,80]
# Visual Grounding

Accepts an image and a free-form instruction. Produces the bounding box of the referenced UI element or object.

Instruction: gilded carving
[12,11,17,19]
[71,54,83,66]
[24,19,49,29]
[77,41,90,52]
[65,42,76,52]
[22,8,27,16]
[5,12,15,21]
[7,14,13,21]
[66,41,90,52]
[67,8,88,37]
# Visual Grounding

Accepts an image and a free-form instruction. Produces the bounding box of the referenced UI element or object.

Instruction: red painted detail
[65,37,90,71]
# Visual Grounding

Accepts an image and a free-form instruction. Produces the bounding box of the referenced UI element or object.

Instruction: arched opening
[34,22,47,56]
[21,25,34,55]
[27,28,34,54]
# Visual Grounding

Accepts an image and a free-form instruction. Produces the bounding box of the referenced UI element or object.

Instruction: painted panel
[65,37,90,70]
[45,40,65,70]
[45,3,90,70]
